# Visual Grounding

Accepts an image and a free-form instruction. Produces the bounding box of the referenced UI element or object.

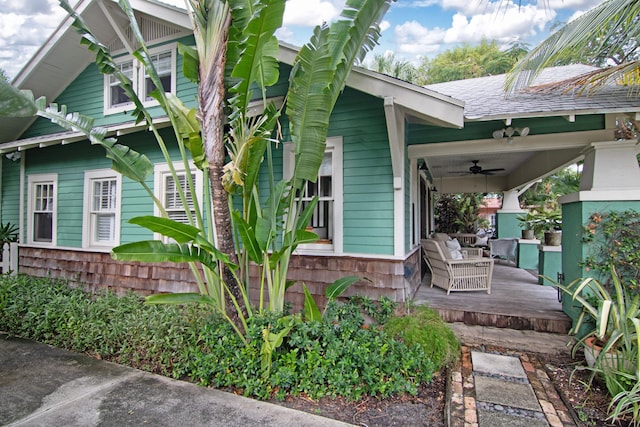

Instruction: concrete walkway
[0,333,351,427]
[448,346,578,427]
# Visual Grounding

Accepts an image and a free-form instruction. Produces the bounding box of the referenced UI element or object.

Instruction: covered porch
[413,262,571,334]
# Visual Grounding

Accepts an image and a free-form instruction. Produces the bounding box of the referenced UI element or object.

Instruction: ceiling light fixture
[492,126,530,144]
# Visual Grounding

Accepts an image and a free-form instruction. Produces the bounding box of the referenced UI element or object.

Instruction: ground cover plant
[0,274,450,404]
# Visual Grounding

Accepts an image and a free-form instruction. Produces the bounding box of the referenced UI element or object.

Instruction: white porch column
[384,97,406,257]
[499,190,524,212]
[494,190,526,238]
[578,140,640,193]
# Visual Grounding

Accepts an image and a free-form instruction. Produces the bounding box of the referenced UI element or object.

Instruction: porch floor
[413,261,572,334]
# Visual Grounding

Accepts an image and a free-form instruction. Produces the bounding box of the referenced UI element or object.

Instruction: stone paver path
[449,346,577,427]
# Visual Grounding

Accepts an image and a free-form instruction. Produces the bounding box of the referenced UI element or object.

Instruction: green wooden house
[2,0,640,318]
[0,0,464,309]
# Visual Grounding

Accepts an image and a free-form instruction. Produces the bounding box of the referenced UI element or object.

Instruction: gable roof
[0,0,463,149]
[426,64,640,121]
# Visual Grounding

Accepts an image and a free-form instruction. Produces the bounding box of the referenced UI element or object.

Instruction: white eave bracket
[384,97,404,190]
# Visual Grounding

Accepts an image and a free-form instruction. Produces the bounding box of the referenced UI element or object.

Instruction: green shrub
[0,275,447,402]
[384,305,460,367]
[583,210,640,295]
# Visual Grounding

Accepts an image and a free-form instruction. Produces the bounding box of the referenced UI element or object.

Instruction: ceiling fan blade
[481,168,505,173]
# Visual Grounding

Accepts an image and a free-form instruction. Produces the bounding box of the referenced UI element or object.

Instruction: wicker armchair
[421,239,494,295]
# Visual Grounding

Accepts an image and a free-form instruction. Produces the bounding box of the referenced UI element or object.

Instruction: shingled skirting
[17,246,422,312]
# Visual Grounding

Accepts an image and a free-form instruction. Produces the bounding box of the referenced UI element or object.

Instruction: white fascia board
[13,0,94,88]
[345,70,464,128]
[466,107,640,122]
[0,117,171,153]
[277,42,464,129]
[15,0,190,88]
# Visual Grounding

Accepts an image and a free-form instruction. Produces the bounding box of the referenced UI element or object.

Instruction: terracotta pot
[544,230,562,246]
[583,336,633,372]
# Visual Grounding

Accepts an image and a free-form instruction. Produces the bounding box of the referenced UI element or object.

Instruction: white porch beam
[435,175,506,194]
[408,129,613,159]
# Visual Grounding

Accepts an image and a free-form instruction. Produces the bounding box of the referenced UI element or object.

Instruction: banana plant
[1,0,392,344]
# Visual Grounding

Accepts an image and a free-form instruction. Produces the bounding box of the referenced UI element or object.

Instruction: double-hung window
[283,137,343,253]
[83,170,121,248]
[108,60,134,109]
[27,174,57,245]
[105,44,176,114]
[154,163,203,240]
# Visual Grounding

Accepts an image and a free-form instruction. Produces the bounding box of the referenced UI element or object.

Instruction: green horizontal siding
[20,128,194,248]
[1,158,21,227]
[335,88,394,255]
[24,142,110,247]
[17,47,397,256]
[22,36,198,139]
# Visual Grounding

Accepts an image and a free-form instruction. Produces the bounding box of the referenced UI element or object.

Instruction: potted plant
[517,212,537,240]
[539,209,562,246]
[557,266,639,396]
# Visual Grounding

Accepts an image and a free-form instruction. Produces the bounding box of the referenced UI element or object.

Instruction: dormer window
[104,44,176,115]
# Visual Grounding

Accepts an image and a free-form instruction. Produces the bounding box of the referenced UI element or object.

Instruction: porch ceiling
[410,128,616,193]
[412,65,640,194]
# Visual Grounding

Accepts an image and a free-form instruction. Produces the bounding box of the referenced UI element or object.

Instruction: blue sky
[0,0,606,79]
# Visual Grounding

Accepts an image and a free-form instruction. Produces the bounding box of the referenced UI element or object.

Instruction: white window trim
[104,43,177,115]
[26,173,57,246]
[82,169,122,249]
[283,136,343,254]
[153,162,204,241]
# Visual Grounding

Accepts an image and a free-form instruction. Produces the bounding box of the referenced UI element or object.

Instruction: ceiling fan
[453,160,505,176]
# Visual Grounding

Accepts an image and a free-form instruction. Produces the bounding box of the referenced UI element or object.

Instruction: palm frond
[0,80,36,117]
[287,0,391,184]
[507,0,640,94]
[229,0,284,111]
[35,97,153,185]
[286,24,333,184]
[59,0,147,124]
[328,0,390,103]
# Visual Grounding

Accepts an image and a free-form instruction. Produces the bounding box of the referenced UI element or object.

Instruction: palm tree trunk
[198,9,246,323]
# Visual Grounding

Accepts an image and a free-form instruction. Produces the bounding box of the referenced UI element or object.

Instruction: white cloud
[395,21,446,55]
[380,20,391,32]
[546,0,605,10]
[0,0,67,79]
[440,0,490,15]
[283,0,343,27]
[393,1,556,58]
[443,5,555,44]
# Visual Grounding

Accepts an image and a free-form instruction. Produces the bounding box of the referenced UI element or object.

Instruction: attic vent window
[104,43,177,115]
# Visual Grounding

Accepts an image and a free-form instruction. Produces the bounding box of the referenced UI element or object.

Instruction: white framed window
[108,59,134,110]
[27,174,57,246]
[83,170,121,248]
[283,137,343,253]
[104,44,177,115]
[154,162,203,241]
